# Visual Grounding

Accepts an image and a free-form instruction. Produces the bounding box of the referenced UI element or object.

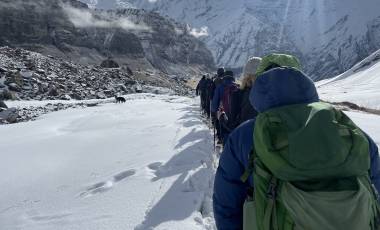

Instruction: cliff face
[0,0,215,76]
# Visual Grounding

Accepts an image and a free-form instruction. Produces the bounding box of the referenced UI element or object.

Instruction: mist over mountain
[82,0,380,80]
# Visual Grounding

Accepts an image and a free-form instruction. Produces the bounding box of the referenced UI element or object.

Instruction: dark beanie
[224,70,234,77]
[217,68,225,76]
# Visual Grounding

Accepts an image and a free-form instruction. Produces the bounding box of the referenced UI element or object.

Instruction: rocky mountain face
[99,0,380,80]
[0,0,215,77]
[0,46,194,100]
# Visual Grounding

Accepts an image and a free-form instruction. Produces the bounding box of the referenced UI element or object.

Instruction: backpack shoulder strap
[241,148,256,183]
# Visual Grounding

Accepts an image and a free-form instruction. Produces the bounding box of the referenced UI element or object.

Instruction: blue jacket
[211,76,235,113]
[213,67,380,230]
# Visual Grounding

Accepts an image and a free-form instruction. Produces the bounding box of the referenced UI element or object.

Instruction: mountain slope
[0,0,215,76]
[91,0,380,79]
[317,49,380,109]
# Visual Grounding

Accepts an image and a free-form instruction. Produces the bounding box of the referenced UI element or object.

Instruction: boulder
[135,84,143,93]
[0,108,18,123]
[100,59,120,69]
[96,92,106,99]
[0,89,15,100]
[0,67,8,73]
[60,94,71,100]
[48,85,59,96]
[70,93,82,100]
[0,100,8,109]
[6,71,23,86]
[8,83,21,92]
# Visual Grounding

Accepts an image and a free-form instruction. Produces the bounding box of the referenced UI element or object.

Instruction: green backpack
[241,102,380,230]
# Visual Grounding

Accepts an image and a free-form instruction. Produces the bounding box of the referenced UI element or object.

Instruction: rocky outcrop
[0,47,195,101]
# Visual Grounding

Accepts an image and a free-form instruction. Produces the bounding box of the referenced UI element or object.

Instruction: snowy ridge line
[323,100,380,116]
[317,49,380,86]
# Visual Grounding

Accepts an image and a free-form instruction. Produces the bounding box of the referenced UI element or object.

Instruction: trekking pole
[213,125,216,152]
[209,101,212,128]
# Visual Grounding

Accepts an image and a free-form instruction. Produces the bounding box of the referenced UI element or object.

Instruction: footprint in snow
[146,162,164,180]
[80,169,136,198]
[113,170,136,182]
[148,162,163,170]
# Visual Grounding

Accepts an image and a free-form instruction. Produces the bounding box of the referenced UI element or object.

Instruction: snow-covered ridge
[99,0,380,80]
[317,49,380,110]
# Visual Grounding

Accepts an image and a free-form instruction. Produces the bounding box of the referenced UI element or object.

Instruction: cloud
[187,25,209,38]
[62,4,150,31]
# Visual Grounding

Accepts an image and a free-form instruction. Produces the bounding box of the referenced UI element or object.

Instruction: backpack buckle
[266,180,277,199]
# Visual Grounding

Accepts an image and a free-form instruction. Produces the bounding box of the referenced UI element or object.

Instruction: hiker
[229,57,262,129]
[196,75,207,113]
[213,54,380,230]
[211,70,239,144]
[204,77,214,118]
[237,57,261,123]
[210,68,226,142]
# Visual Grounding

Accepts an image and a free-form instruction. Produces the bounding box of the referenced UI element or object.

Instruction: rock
[36,68,46,74]
[126,67,133,76]
[0,89,15,100]
[135,84,143,93]
[20,69,33,79]
[60,94,71,100]
[96,92,106,99]
[0,100,7,109]
[70,93,82,100]
[8,83,22,92]
[6,71,23,86]
[48,85,59,96]
[0,67,8,73]
[100,59,120,69]
[103,90,114,96]
[38,82,49,94]
[116,84,127,92]
[0,108,18,123]
[125,79,137,85]
[22,84,33,91]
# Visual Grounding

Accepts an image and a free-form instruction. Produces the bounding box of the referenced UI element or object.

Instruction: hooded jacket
[213,67,380,230]
[211,75,236,113]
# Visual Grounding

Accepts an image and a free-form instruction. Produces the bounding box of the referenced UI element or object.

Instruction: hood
[250,67,319,113]
[256,53,302,76]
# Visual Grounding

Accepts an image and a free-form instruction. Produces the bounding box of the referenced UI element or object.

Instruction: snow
[345,111,380,145]
[0,94,217,230]
[118,0,380,75]
[2,84,380,230]
[317,49,380,110]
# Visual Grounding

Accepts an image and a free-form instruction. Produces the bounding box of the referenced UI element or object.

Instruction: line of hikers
[196,57,261,145]
[196,54,380,230]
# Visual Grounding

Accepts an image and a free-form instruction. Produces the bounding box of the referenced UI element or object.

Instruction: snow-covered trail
[1,93,380,230]
[0,94,217,230]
